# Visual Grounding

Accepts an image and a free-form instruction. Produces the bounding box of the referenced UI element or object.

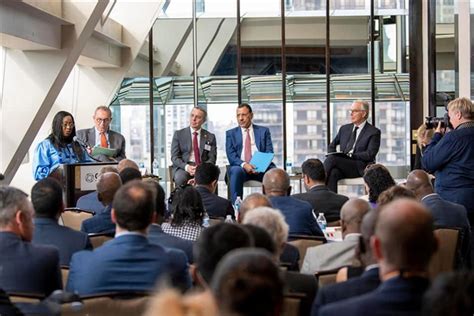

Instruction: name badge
[204,144,212,151]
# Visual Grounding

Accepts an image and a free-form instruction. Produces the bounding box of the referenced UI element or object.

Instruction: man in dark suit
[263,168,323,237]
[81,172,122,235]
[319,199,437,316]
[406,169,471,268]
[0,186,62,296]
[147,181,194,263]
[67,181,191,295]
[31,178,92,266]
[76,106,126,161]
[324,100,381,192]
[195,163,234,219]
[171,107,217,186]
[226,103,274,202]
[293,158,348,222]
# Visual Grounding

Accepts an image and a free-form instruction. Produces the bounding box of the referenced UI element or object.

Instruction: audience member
[312,208,381,315]
[238,192,272,223]
[211,248,284,316]
[31,178,92,265]
[376,185,416,206]
[119,167,142,184]
[162,185,205,241]
[81,172,122,235]
[0,288,23,315]
[0,186,61,296]
[144,289,218,316]
[406,169,471,268]
[146,180,194,263]
[263,168,323,237]
[194,163,234,219]
[319,199,437,316]
[293,158,348,222]
[363,164,396,207]
[117,158,139,172]
[301,199,370,274]
[67,181,191,295]
[413,124,434,170]
[76,166,119,214]
[193,223,252,286]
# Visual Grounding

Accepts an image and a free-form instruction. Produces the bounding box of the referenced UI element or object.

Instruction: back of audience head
[119,167,142,184]
[377,185,416,207]
[31,178,63,219]
[301,158,326,188]
[211,248,284,316]
[112,180,155,233]
[170,185,205,226]
[193,223,253,286]
[238,193,272,223]
[373,199,437,275]
[422,271,474,316]
[117,158,139,173]
[363,164,396,203]
[356,208,379,267]
[340,198,371,238]
[97,172,122,206]
[405,169,434,200]
[242,206,289,257]
[146,180,166,224]
[262,168,291,196]
[99,165,119,175]
[243,224,278,258]
[195,163,219,191]
[0,186,34,241]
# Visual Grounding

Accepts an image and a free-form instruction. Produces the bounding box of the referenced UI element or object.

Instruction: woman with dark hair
[33,111,91,180]
[162,185,206,241]
[363,164,396,207]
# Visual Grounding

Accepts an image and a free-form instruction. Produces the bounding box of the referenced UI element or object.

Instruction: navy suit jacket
[226,124,274,167]
[148,224,194,263]
[312,267,380,316]
[422,194,471,267]
[80,205,115,235]
[319,276,430,316]
[66,234,191,295]
[280,242,301,271]
[76,191,105,215]
[0,232,62,296]
[328,123,381,175]
[195,186,234,219]
[269,196,324,237]
[33,217,92,266]
[293,185,349,222]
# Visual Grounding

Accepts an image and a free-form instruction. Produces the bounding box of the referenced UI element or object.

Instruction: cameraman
[422,97,474,225]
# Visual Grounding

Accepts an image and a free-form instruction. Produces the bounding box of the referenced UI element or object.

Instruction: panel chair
[287,235,327,270]
[428,227,461,279]
[225,165,262,200]
[61,208,95,231]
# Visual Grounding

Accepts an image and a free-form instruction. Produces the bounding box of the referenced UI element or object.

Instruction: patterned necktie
[193,131,201,165]
[344,126,359,154]
[100,132,108,148]
[244,128,252,163]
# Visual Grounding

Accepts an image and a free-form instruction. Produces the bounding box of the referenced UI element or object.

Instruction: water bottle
[286,159,293,175]
[234,196,242,219]
[225,215,233,223]
[203,212,210,228]
[316,212,327,231]
[152,159,159,176]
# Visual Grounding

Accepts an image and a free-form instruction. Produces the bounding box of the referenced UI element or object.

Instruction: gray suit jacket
[301,233,360,274]
[76,127,126,161]
[171,127,217,172]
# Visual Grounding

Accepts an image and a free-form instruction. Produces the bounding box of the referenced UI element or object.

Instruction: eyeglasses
[62,123,75,128]
[349,109,366,114]
[95,118,111,124]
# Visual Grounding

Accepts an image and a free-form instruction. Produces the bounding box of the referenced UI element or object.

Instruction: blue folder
[250,152,274,173]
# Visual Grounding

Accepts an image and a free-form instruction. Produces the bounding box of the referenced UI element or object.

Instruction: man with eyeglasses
[77,106,126,161]
[323,100,381,193]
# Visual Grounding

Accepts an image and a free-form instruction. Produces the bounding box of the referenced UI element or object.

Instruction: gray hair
[0,186,29,227]
[242,206,289,250]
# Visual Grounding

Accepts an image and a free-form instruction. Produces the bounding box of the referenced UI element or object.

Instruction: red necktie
[193,131,201,165]
[244,129,252,163]
[100,132,108,148]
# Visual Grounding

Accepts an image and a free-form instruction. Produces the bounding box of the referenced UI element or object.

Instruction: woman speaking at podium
[33,111,92,180]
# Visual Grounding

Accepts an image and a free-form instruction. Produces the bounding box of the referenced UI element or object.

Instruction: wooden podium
[63,162,117,207]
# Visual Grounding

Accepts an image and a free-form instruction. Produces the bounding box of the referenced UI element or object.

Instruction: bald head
[117,159,139,173]
[262,168,290,196]
[405,169,433,199]
[340,199,371,237]
[97,172,122,205]
[373,199,437,274]
[239,193,272,223]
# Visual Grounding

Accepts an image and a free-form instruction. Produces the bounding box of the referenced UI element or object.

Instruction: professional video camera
[425,93,453,130]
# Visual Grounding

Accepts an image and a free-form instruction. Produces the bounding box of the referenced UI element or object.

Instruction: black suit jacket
[0,232,62,296]
[293,185,349,222]
[195,186,234,219]
[33,218,92,266]
[312,267,380,316]
[148,224,194,263]
[328,122,381,175]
